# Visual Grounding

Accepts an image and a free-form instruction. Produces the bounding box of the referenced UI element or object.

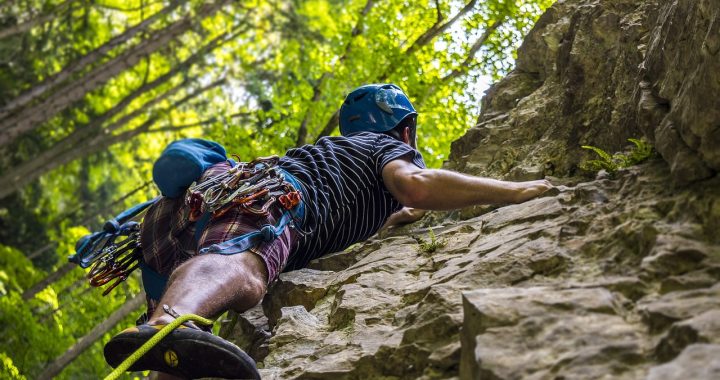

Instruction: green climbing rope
[104,313,214,380]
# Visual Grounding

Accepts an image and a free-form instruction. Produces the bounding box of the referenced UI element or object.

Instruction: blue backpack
[153,138,230,198]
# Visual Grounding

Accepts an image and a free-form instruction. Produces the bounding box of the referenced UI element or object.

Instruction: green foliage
[0,245,43,293]
[0,291,68,377]
[1,353,26,380]
[625,138,656,166]
[0,243,143,379]
[579,138,656,176]
[416,228,447,254]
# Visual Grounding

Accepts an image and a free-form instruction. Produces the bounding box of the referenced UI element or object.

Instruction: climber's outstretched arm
[382,158,552,210]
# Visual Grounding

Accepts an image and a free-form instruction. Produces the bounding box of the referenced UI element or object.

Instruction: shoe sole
[104,326,260,379]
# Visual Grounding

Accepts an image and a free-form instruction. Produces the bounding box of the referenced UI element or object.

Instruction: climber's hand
[381,207,427,231]
[514,179,554,203]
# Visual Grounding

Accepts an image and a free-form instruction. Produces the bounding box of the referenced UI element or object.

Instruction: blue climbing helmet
[339,83,417,136]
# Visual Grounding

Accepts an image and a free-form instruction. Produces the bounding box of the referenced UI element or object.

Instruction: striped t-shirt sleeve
[373,134,427,174]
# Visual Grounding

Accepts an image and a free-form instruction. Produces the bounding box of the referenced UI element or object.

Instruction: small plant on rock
[623,138,655,166]
[579,138,655,176]
[416,228,447,254]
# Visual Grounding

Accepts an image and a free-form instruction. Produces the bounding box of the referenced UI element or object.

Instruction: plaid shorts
[139,162,297,305]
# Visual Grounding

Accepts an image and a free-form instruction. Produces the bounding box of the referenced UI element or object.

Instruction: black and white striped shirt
[278,132,425,271]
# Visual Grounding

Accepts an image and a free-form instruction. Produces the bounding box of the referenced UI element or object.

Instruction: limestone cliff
[221,0,720,378]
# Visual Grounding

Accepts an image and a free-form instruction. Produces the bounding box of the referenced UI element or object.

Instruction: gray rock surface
[645,344,720,380]
[219,0,720,378]
[461,287,646,380]
[448,0,719,186]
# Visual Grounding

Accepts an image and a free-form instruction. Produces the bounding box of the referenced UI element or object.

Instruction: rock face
[221,0,720,378]
[448,0,719,186]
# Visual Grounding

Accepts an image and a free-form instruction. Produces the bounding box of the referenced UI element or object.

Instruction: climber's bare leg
[145,251,268,326]
[146,254,266,380]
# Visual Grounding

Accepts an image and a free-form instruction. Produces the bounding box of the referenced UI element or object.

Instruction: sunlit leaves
[229,0,553,167]
[0,352,26,380]
[0,245,43,293]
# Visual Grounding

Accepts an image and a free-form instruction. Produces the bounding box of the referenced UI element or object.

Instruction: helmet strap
[401,127,412,146]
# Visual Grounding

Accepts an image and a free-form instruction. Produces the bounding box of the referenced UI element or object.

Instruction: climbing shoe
[104,324,260,379]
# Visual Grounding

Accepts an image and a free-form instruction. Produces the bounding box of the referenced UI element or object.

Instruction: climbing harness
[72,155,304,297]
[185,155,305,256]
[104,305,214,380]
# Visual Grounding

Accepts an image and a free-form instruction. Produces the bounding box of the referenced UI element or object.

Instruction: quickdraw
[74,220,144,295]
[185,155,302,222]
[70,199,156,296]
[86,227,142,295]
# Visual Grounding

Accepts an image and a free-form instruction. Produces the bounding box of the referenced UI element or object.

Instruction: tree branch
[434,0,443,23]
[25,180,152,263]
[316,0,479,138]
[0,16,250,199]
[74,79,225,164]
[0,0,232,148]
[0,0,74,40]
[0,45,230,199]
[441,17,505,82]
[36,292,146,380]
[401,0,477,58]
[316,109,340,140]
[0,0,185,118]
[147,117,219,133]
[295,0,375,145]
[21,263,75,300]
[91,0,164,12]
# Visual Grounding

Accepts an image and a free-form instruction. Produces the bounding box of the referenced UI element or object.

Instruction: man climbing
[102,83,552,379]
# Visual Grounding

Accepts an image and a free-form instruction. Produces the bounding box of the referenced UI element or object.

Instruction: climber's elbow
[383,161,432,207]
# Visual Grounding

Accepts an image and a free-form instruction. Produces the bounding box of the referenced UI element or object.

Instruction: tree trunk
[0,80,186,199]
[26,242,55,261]
[0,0,185,118]
[93,79,226,145]
[27,78,225,178]
[36,292,146,380]
[0,0,231,148]
[0,0,74,40]
[295,0,375,146]
[316,109,341,139]
[0,0,18,11]
[22,262,75,300]
[21,183,153,301]
[0,28,237,199]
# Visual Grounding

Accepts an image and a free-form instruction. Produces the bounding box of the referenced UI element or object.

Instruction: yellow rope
[104,314,214,380]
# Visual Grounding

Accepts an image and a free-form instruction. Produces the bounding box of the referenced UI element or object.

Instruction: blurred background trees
[0,0,553,377]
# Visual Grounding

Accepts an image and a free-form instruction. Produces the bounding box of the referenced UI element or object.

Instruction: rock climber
[103,83,553,379]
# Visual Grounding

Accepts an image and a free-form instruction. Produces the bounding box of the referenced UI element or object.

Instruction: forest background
[0,0,552,378]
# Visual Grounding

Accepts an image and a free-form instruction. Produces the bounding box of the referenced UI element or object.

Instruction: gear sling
[70,139,304,300]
